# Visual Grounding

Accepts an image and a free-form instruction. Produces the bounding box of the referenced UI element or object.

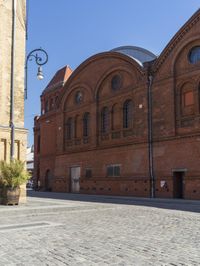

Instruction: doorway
[173,171,184,198]
[45,169,51,191]
[70,166,80,193]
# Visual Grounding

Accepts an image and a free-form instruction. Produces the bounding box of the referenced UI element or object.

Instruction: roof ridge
[42,65,72,95]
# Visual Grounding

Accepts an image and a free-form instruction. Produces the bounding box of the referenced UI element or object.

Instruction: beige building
[0,0,27,161]
[0,0,27,201]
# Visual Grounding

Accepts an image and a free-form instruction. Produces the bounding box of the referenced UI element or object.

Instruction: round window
[111,75,122,91]
[75,91,83,104]
[188,46,200,64]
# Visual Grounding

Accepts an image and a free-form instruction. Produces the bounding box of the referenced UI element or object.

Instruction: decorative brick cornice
[42,81,65,95]
[153,9,200,73]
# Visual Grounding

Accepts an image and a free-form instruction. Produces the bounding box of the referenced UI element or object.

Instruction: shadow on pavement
[27,190,200,214]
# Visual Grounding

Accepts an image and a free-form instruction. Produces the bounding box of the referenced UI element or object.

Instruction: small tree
[0,160,30,189]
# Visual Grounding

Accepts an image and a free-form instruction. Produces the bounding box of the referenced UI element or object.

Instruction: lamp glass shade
[37,66,44,80]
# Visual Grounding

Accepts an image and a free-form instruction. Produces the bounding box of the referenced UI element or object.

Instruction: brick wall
[34,10,200,200]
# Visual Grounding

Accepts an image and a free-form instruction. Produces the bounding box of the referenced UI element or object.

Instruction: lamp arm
[24,48,48,99]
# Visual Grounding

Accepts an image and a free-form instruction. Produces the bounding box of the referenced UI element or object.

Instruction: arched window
[123,100,133,128]
[180,83,194,116]
[50,98,54,110]
[55,96,59,109]
[101,107,109,133]
[45,100,49,113]
[111,75,122,91]
[74,115,78,138]
[198,83,200,113]
[83,112,90,137]
[111,104,118,130]
[37,135,40,153]
[66,118,72,139]
[189,46,200,64]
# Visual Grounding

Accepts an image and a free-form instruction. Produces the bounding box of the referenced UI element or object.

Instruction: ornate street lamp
[10,48,48,160]
[24,48,48,99]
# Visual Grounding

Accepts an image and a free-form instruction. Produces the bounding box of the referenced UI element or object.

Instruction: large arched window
[74,115,78,138]
[198,83,200,113]
[45,100,49,113]
[180,83,194,116]
[66,118,73,139]
[101,107,109,133]
[123,100,133,128]
[111,104,119,130]
[83,112,90,137]
[37,135,40,153]
[55,96,59,109]
[50,98,54,110]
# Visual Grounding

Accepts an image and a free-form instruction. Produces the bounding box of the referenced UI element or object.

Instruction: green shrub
[0,160,30,188]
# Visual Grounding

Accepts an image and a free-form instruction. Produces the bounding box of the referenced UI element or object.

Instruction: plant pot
[1,187,20,205]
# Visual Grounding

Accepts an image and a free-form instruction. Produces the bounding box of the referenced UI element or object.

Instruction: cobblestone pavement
[0,192,199,266]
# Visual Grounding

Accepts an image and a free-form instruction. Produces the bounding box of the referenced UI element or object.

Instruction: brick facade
[34,10,200,199]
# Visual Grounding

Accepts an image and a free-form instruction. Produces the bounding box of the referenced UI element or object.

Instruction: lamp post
[25,48,48,99]
[10,0,17,161]
[10,48,48,161]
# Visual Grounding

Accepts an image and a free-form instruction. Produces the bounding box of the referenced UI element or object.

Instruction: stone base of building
[46,176,200,200]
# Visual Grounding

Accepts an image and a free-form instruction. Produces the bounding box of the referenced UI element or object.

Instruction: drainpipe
[10,0,17,161]
[147,72,155,198]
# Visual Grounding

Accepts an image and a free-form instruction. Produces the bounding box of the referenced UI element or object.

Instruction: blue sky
[25,0,200,146]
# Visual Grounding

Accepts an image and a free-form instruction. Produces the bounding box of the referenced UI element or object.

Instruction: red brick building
[34,10,200,199]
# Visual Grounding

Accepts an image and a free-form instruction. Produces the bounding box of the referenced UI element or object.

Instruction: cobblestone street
[0,192,199,266]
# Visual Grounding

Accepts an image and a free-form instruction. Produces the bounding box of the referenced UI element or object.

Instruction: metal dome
[111,46,157,66]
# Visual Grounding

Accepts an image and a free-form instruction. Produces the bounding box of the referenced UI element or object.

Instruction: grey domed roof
[111,46,157,66]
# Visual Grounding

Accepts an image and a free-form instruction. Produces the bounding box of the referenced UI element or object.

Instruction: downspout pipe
[147,72,155,198]
[10,0,17,161]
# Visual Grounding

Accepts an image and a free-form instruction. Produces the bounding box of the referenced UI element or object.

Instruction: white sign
[160,181,166,188]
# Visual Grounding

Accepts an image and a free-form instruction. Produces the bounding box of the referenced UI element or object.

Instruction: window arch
[123,100,133,128]
[101,107,109,133]
[66,118,73,139]
[83,112,90,137]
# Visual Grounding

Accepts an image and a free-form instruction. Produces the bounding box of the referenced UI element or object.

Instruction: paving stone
[0,192,199,265]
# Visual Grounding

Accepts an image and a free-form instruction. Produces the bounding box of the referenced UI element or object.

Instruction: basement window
[107,164,121,177]
[85,168,92,178]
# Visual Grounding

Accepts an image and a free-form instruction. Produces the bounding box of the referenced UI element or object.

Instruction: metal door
[70,167,80,193]
[45,169,51,191]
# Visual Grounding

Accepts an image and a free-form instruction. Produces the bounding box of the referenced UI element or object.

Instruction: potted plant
[0,160,30,205]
